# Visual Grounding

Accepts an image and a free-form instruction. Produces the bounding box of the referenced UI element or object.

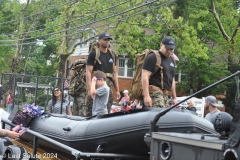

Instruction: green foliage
[37,91,51,108]
[174,0,240,114]
[113,22,146,57]
[24,43,58,76]
[0,36,15,73]
[21,90,27,102]
[223,64,240,114]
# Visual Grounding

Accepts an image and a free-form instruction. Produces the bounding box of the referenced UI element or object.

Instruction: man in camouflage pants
[149,91,170,108]
[85,32,120,116]
[142,36,177,108]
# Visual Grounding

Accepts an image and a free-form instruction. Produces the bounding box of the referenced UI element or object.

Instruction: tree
[206,0,240,113]
[174,0,240,113]
[0,36,15,73]
[42,0,161,82]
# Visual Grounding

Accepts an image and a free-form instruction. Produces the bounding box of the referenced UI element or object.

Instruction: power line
[0,0,130,37]
[0,0,157,42]
[0,1,175,46]
[0,1,164,46]
[0,0,80,25]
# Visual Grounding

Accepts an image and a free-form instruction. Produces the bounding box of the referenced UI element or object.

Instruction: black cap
[162,36,175,49]
[98,32,113,40]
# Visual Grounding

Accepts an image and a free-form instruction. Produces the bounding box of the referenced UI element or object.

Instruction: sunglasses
[54,89,60,92]
[167,48,174,50]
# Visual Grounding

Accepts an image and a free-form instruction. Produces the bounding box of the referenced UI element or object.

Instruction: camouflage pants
[106,78,113,113]
[72,91,93,117]
[150,91,169,108]
[72,78,113,117]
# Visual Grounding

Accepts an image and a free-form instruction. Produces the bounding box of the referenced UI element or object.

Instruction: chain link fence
[0,73,70,111]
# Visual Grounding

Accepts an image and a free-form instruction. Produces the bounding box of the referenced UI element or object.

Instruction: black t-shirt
[87,50,117,73]
[142,51,175,91]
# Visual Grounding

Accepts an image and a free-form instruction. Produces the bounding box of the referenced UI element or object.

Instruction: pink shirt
[6,96,13,104]
[120,96,130,110]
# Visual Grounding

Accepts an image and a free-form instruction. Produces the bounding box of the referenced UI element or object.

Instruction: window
[79,31,96,48]
[118,58,134,78]
[118,59,125,76]
[175,70,186,82]
[79,37,88,48]
[127,61,133,77]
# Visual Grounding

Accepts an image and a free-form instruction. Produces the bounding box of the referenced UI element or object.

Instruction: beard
[102,45,108,49]
[205,105,209,110]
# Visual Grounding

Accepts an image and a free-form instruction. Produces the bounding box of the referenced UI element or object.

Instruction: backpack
[68,59,87,97]
[131,49,176,100]
[68,42,116,97]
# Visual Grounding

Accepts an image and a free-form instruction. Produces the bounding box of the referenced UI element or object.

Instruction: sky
[19,0,28,3]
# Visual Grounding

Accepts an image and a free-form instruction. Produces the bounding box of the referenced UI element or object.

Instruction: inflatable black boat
[19,108,216,158]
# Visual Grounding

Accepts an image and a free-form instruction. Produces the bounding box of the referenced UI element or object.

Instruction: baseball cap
[123,90,128,94]
[98,32,113,40]
[162,36,175,49]
[205,96,219,107]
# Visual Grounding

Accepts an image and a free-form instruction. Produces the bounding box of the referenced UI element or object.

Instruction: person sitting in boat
[0,129,19,139]
[90,71,110,116]
[47,87,72,115]
[119,90,130,111]
[186,99,197,112]
[204,95,220,124]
